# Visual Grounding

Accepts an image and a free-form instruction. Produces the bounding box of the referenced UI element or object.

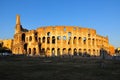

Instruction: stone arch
[41,48,45,55]
[78,37,82,44]
[73,37,77,44]
[74,48,77,55]
[93,49,95,55]
[63,36,66,40]
[88,49,91,55]
[47,37,50,44]
[57,36,61,43]
[52,36,55,44]
[83,37,86,45]
[68,48,72,55]
[35,33,38,42]
[57,48,60,56]
[42,37,45,43]
[78,48,82,56]
[33,48,36,55]
[68,37,71,44]
[92,38,95,45]
[29,36,32,41]
[38,37,41,43]
[47,32,50,37]
[28,48,31,54]
[22,33,25,42]
[63,48,66,55]
[52,48,55,56]
[83,49,87,54]
[24,43,28,54]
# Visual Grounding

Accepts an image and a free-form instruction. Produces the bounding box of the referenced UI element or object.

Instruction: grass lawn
[0,56,120,80]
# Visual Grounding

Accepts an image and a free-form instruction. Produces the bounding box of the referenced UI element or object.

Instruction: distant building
[109,45,115,56]
[0,15,115,56]
[0,39,13,50]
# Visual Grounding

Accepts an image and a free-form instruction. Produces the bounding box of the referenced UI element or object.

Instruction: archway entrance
[33,48,36,55]
[74,48,77,56]
[57,48,60,56]
[68,48,72,55]
[52,48,55,56]
[41,48,45,55]
[63,48,66,55]
[22,33,25,42]
[28,48,31,55]
[24,44,27,54]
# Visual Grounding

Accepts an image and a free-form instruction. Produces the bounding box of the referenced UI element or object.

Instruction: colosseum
[7,15,114,56]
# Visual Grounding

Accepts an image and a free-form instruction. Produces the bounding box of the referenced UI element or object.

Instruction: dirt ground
[0,56,120,80]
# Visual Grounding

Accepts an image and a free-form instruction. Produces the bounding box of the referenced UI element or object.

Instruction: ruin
[0,15,115,56]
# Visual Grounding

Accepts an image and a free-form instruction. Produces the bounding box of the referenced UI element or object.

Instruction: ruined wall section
[12,25,113,56]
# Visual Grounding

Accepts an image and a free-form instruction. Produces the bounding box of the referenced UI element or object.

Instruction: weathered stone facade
[10,15,114,56]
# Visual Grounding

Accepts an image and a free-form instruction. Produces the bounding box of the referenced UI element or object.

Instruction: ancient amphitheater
[0,15,115,56]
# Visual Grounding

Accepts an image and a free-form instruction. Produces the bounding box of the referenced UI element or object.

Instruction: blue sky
[0,0,120,48]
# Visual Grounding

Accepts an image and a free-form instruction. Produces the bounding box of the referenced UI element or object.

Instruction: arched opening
[63,36,66,40]
[33,48,36,55]
[78,49,82,56]
[38,43,41,54]
[74,48,77,56]
[84,49,87,54]
[83,37,86,45]
[92,39,95,45]
[57,36,61,43]
[47,32,50,37]
[68,32,72,45]
[68,48,72,55]
[68,37,71,44]
[52,36,55,44]
[93,49,95,55]
[47,37,50,44]
[73,37,77,44]
[88,49,91,55]
[78,37,82,44]
[52,48,55,56]
[24,44,27,54]
[41,48,45,55]
[57,48,60,56]
[35,33,38,42]
[97,50,99,56]
[42,37,45,43]
[63,48,66,55]
[22,33,25,42]
[63,36,66,44]
[28,48,31,54]
[38,37,41,43]
[29,36,32,41]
